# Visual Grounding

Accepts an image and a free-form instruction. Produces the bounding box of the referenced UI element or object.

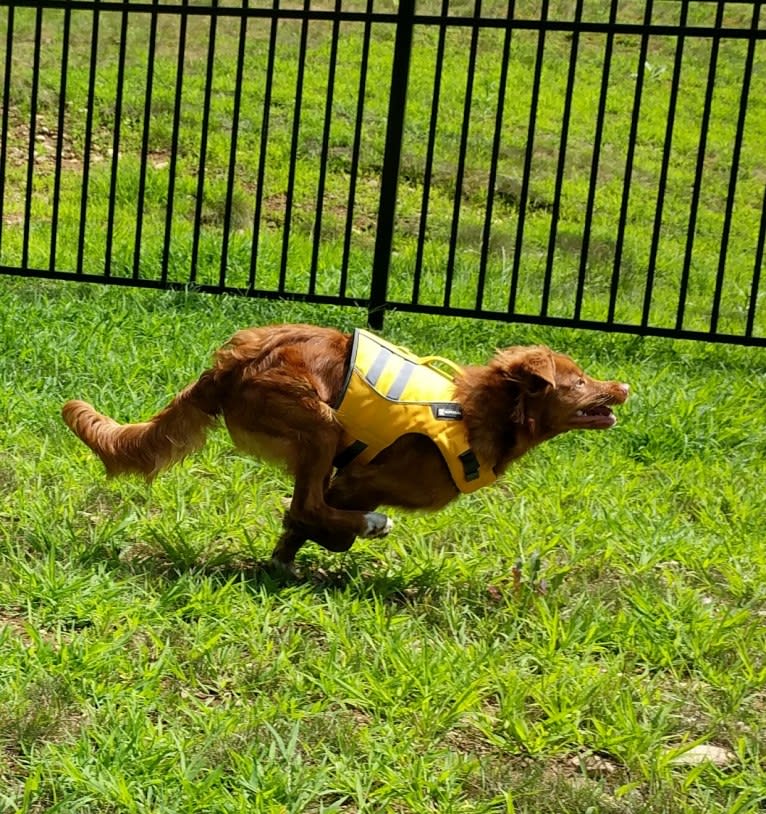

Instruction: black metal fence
[0,0,764,344]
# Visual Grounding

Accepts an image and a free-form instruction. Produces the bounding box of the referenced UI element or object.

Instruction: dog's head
[491,345,630,439]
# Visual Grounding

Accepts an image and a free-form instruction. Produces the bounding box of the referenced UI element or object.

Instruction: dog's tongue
[572,406,616,429]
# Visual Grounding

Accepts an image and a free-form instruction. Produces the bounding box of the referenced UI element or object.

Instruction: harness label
[432,403,463,421]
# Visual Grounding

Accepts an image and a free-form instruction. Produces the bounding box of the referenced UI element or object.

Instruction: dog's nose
[617,383,630,400]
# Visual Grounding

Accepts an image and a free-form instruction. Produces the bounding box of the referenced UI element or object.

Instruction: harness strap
[458,449,481,482]
[419,355,465,378]
[333,439,368,470]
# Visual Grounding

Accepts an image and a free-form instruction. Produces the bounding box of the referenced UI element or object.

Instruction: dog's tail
[62,371,220,479]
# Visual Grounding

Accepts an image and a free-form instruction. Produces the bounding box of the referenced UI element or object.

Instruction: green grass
[2,2,766,810]
[1,276,766,812]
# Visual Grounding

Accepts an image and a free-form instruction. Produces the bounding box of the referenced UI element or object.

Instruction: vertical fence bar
[541,0,582,317]
[476,0,514,313]
[340,0,373,298]
[50,6,71,272]
[249,0,279,290]
[279,0,311,293]
[746,186,766,338]
[104,5,129,277]
[309,0,342,296]
[22,5,43,270]
[608,0,652,323]
[132,0,159,280]
[574,0,617,321]
[508,0,548,315]
[0,5,15,260]
[220,0,249,289]
[368,0,415,329]
[676,1,724,332]
[161,0,188,286]
[76,3,100,276]
[190,0,219,284]
[413,0,448,306]
[642,0,687,329]
[132,0,159,281]
[710,1,760,334]
[444,0,482,309]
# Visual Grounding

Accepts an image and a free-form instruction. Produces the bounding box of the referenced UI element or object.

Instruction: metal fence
[0,0,764,344]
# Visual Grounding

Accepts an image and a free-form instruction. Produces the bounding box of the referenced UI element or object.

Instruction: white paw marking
[363,512,394,538]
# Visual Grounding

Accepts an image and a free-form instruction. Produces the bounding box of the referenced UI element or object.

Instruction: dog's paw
[362,512,394,538]
[267,556,300,580]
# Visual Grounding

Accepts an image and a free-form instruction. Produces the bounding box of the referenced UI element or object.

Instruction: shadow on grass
[108,537,543,624]
[116,543,439,598]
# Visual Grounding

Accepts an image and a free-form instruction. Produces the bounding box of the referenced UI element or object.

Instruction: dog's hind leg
[270,499,388,567]
[272,476,388,564]
[225,373,391,554]
[270,516,356,566]
[270,524,307,569]
[287,435,393,543]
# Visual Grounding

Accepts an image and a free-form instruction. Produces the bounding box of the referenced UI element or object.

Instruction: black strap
[333,440,368,470]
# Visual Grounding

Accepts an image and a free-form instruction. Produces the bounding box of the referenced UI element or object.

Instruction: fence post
[367,0,415,331]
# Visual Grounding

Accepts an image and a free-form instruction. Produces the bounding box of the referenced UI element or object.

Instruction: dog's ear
[492,346,556,433]
[492,346,557,395]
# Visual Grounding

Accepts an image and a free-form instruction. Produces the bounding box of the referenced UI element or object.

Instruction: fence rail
[1,0,765,345]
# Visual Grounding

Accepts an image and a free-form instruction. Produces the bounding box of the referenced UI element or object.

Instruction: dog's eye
[575,378,585,388]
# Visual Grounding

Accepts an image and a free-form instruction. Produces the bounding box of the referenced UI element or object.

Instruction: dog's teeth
[576,410,584,416]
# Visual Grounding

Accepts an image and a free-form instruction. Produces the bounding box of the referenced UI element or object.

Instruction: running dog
[62,324,629,565]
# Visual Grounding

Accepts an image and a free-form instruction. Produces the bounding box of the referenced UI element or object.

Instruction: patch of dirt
[0,613,32,644]
[668,743,737,767]
[0,611,64,649]
[2,113,82,170]
[1,110,172,173]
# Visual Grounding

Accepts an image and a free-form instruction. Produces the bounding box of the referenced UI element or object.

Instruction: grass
[2,1,766,810]
[1,276,766,812]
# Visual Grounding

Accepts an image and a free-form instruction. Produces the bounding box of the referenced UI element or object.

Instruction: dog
[62,323,629,566]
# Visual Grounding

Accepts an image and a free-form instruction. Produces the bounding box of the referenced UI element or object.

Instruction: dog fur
[62,323,629,565]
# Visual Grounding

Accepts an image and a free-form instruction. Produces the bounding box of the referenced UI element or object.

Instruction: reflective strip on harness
[365,348,390,387]
[386,360,416,400]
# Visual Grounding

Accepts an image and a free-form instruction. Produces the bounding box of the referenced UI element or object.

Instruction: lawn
[1,277,765,813]
[2,1,766,811]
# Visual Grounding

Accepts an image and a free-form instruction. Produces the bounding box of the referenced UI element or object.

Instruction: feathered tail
[62,372,220,479]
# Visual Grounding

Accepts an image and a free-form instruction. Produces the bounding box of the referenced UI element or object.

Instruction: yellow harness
[333,329,497,494]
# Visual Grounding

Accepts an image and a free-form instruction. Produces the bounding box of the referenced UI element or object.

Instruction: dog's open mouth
[569,404,617,429]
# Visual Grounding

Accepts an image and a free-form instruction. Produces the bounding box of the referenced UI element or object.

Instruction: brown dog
[62,324,629,566]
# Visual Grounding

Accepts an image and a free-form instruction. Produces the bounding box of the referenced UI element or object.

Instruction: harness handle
[418,355,465,379]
